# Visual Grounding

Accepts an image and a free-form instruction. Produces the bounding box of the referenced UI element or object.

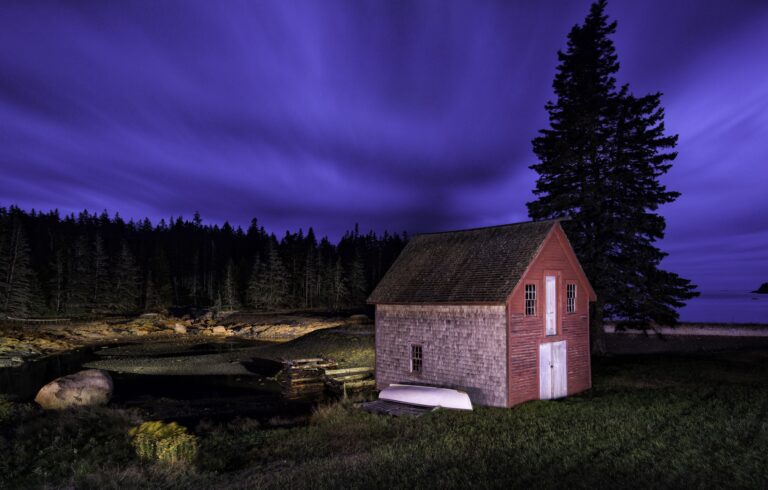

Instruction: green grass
[1,350,767,489]
[252,326,375,368]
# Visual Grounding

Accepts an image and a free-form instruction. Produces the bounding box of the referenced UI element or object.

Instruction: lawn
[2,349,767,489]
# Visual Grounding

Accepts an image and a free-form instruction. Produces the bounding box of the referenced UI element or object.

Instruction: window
[567,283,577,313]
[410,344,423,373]
[525,284,536,316]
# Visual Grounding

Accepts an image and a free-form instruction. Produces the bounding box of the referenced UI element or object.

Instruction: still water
[676,290,768,324]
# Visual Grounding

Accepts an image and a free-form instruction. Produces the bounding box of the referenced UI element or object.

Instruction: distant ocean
[676,290,768,324]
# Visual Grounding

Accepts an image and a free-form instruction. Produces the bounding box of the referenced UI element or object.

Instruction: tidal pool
[7,338,330,423]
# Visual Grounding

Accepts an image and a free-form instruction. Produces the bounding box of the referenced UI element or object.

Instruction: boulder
[35,369,114,410]
[212,325,229,336]
[173,323,187,334]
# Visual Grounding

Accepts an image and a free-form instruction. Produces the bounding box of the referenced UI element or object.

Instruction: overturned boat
[362,383,473,416]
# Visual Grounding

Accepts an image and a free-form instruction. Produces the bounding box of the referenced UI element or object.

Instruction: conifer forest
[0,206,406,317]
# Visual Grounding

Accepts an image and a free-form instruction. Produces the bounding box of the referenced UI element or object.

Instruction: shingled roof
[367,219,560,304]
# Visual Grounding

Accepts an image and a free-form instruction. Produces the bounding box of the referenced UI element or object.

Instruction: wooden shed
[367,219,596,407]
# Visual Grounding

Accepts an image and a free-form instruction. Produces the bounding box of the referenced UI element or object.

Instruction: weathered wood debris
[277,358,375,399]
[4,316,71,326]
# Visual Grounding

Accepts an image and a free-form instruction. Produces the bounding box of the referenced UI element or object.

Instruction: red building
[367,219,596,407]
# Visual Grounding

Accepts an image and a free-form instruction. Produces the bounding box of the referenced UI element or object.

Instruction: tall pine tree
[112,241,141,312]
[528,0,697,350]
[0,219,37,316]
[220,258,239,311]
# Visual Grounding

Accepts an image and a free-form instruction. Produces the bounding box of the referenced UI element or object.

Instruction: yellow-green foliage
[128,421,198,465]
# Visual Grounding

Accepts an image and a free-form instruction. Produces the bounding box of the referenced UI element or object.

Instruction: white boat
[378,383,473,411]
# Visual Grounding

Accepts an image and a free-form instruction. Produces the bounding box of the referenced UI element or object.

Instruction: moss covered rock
[129,421,198,464]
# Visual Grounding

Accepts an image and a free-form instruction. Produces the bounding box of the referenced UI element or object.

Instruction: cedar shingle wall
[507,226,591,406]
[375,304,507,407]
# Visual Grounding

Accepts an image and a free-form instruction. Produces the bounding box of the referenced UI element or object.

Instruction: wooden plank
[290,358,327,364]
[329,373,373,382]
[324,367,374,376]
[343,380,376,389]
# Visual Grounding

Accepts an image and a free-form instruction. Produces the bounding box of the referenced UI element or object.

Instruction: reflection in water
[92,339,330,423]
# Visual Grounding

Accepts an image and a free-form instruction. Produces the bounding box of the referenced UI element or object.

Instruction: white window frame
[525,284,536,316]
[566,283,577,314]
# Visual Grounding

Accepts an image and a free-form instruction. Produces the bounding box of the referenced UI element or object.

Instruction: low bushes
[0,396,13,424]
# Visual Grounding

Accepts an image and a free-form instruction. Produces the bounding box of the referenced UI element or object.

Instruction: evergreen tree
[67,234,93,313]
[112,241,141,312]
[348,251,368,307]
[246,254,268,309]
[527,0,697,349]
[144,245,173,311]
[0,220,36,316]
[221,258,238,311]
[48,247,67,314]
[0,206,405,315]
[264,243,289,309]
[90,233,111,313]
[304,243,317,308]
[332,256,350,309]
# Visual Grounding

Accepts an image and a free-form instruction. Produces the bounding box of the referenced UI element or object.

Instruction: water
[1,339,328,423]
[676,290,768,324]
[89,340,321,422]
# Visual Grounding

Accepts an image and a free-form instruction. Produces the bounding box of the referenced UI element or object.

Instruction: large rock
[34,369,114,410]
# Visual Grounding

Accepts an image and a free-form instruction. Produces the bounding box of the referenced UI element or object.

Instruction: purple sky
[1,1,767,291]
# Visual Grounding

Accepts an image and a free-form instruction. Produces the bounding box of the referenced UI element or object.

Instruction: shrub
[128,421,198,465]
[309,401,351,426]
[0,396,13,425]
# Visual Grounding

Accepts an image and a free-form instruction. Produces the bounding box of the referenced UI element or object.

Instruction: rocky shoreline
[0,311,369,368]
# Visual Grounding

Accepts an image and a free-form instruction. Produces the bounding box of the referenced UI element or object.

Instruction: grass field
[2,348,767,488]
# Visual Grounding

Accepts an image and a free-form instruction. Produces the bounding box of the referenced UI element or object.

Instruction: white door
[545,275,557,336]
[539,342,552,400]
[553,341,568,398]
[539,341,567,400]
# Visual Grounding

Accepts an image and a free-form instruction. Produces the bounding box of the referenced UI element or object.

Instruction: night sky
[1,1,767,291]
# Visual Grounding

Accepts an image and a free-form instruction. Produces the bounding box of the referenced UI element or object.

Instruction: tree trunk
[590,299,607,355]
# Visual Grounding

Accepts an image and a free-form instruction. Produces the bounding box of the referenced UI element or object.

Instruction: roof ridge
[414,218,563,237]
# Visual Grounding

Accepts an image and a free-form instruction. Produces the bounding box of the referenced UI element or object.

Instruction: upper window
[566,283,577,313]
[525,284,536,316]
[411,344,423,373]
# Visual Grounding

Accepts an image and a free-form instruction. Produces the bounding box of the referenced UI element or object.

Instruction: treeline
[0,206,407,317]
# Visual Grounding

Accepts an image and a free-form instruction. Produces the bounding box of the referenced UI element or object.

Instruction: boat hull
[378,383,473,410]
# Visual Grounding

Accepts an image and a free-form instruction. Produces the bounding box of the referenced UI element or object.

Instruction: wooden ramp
[325,366,376,394]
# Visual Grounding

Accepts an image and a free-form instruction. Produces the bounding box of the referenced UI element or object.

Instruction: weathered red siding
[506,225,591,406]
